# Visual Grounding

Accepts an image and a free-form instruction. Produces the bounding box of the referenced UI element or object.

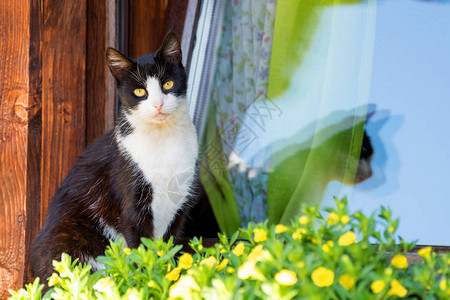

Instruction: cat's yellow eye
[163,80,174,90]
[133,88,146,97]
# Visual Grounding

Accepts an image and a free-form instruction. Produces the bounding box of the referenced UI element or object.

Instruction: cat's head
[106,32,187,124]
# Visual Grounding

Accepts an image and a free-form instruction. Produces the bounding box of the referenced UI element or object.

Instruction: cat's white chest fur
[117,108,198,238]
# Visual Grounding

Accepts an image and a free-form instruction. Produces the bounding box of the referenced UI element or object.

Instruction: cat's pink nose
[153,103,163,111]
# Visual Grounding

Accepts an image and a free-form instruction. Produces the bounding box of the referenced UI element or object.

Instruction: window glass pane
[322,0,450,246]
[195,0,450,245]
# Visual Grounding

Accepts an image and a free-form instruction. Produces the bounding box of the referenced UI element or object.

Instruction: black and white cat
[31,33,198,282]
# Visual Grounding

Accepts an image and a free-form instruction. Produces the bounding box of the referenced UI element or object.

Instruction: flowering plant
[9,198,450,299]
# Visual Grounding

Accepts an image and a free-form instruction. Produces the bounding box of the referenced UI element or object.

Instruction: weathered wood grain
[130,0,168,57]
[41,0,87,226]
[0,0,36,296]
[86,0,117,145]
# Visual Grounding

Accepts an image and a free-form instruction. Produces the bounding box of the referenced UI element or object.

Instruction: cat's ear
[106,48,133,80]
[157,32,182,63]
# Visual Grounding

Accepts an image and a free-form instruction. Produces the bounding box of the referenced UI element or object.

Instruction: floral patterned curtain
[200,0,277,232]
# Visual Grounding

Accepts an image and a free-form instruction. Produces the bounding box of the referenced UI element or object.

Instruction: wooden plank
[123,0,198,62]
[163,0,188,37]
[86,0,117,144]
[130,0,168,57]
[0,0,37,296]
[126,0,200,68]
[41,0,87,226]
[23,0,43,285]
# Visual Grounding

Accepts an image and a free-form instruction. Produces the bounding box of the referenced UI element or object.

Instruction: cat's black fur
[354,130,374,184]
[31,33,196,285]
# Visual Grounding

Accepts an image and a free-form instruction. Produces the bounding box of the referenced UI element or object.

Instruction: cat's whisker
[124,68,145,85]
[136,64,146,84]
[155,61,162,77]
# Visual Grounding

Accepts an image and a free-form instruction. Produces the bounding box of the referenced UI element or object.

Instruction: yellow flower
[93,277,115,293]
[387,279,408,297]
[226,267,235,274]
[200,256,217,268]
[322,241,334,253]
[125,289,139,300]
[232,242,245,256]
[388,226,395,233]
[339,274,355,290]
[326,212,340,225]
[371,280,385,294]
[179,253,194,269]
[384,267,393,276]
[48,273,62,287]
[340,215,350,224]
[237,260,258,280]
[216,258,229,271]
[157,250,165,257]
[418,247,432,260]
[165,267,181,281]
[275,269,297,286]
[147,280,158,289]
[299,215,310,225]
[338,231,356,246]
[275,224,289,234]
[311,267,334,287]
[391,254,408,269]
[253,228,267,242]
[341,255,350,263]
[169,275,198,298]
[292,231,302,240]
[248,244,270,262]
[123,247,132,255]
[440,278,447,291]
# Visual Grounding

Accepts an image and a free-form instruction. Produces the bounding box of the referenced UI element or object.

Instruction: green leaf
[230,231,240,245]
[160,244,182,261]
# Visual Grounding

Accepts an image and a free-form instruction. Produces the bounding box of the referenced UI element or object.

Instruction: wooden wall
[0,0,117,296]
[41,0,88,228]
[0,0,199,296]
